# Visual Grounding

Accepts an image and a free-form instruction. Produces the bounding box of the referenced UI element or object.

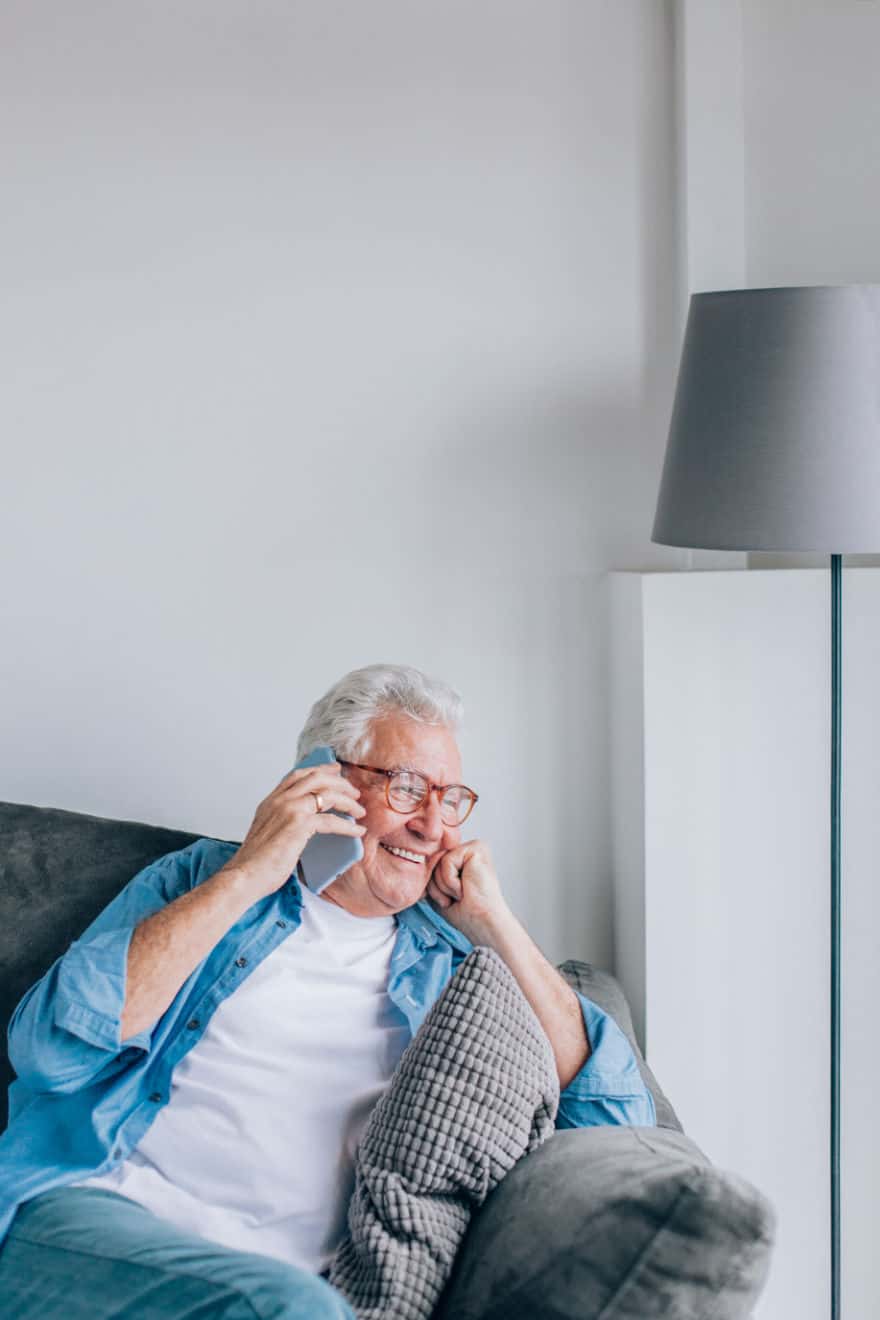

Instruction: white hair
[296,663,463,762]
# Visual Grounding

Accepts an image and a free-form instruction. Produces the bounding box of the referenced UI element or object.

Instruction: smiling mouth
[380,843,428,865]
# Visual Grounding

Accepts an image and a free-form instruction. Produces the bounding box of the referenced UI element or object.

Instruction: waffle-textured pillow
[328,946,560,1320]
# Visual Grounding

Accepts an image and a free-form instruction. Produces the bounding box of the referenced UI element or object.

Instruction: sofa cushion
[433,1125,776,1320]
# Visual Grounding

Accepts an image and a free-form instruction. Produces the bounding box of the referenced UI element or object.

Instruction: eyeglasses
[338,760,478,827]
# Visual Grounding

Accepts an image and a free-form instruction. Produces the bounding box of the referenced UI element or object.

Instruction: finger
[282,768,362,809]
[427,878,451,908]
[430,872,459,906]
[312,811,367,836]
[307,786,367,819]
[277,780,364,821]
[290,786,366,818]
[434,854,463,898]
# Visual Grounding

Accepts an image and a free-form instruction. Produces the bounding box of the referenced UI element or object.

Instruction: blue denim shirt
[1,838,655,1246]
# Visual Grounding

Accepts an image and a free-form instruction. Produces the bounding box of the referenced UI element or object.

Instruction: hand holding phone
[225,748,365,901]
[295,746,366,894]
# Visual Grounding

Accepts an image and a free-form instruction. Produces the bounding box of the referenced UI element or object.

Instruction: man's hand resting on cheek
[426,840,512,944]
[426,839,591,1086]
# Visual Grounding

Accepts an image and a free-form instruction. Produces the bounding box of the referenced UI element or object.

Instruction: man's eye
[389,774,426,807]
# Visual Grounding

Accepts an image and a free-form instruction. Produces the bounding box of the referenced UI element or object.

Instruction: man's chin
[369,868,430,913]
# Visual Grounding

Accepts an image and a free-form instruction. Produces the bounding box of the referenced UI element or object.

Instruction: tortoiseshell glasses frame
[337,760,478,827]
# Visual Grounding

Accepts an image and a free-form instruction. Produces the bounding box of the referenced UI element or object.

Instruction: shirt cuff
[54,927,137,1051]
[556,991,657,1128]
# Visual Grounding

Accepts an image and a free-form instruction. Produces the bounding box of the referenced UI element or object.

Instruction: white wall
[665,1,749,573]
[743,0,880,290]
[742,0,880,571]
[611,569,880,1319]
[0,1,684,967]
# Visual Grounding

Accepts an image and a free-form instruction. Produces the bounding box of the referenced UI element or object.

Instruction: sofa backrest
[0,799,681,1134]
[1,800,201,1129]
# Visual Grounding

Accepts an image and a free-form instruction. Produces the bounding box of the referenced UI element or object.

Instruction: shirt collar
[397,900,473,954]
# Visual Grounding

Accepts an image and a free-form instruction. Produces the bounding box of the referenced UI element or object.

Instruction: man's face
[322,712,463,918]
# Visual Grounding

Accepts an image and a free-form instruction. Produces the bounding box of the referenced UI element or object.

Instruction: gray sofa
[0,800,775,1318]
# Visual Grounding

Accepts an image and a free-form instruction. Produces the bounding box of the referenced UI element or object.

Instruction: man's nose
[406,792,445,841]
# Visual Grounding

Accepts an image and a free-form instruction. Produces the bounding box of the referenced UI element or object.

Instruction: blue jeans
[0,1186,355,1319]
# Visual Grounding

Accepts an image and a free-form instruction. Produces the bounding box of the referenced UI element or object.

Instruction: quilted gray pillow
[328,946,560,1320]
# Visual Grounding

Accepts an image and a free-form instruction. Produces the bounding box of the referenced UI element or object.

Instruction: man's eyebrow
[394,763,462,785]
[390,761,441,780]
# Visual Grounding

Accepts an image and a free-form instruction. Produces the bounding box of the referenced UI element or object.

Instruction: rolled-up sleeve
[54,928,154,1052]
[7,842,204,1094]
[555,992,657,1129]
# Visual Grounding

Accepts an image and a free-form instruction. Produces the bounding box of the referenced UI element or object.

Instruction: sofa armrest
[433,1126,775,1320]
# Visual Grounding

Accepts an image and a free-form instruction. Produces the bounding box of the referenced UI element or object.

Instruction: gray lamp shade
[652,285,880,552]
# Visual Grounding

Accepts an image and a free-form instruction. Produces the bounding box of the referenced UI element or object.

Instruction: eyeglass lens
[387,771,473,824]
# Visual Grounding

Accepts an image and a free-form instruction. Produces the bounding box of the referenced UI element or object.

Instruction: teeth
[381,844,427,864]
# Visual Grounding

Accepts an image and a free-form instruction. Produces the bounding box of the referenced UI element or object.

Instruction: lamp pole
[830,553,841,1320]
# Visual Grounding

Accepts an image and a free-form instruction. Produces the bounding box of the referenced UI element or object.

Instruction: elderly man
[0,664,655,1319]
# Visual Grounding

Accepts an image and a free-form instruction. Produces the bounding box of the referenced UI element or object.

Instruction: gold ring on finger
[312,792,324,813]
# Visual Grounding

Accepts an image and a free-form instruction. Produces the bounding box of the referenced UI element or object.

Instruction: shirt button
[235,956,248,968]
[148,1092,162,1103]
[187,1018,200,1030]
[275,920,287,928]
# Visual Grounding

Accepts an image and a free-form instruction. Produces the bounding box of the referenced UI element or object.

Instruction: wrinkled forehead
[363,712,462,781]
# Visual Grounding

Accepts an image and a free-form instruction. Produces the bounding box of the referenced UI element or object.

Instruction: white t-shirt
[75,885,410,1273]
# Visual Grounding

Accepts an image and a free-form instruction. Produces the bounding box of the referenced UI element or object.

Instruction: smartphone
[294,745,364,894]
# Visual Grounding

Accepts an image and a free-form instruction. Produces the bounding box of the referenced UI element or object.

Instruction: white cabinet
[609,569,879,1320]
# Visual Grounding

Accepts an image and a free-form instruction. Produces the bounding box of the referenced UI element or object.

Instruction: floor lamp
[650,285,880,1320]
